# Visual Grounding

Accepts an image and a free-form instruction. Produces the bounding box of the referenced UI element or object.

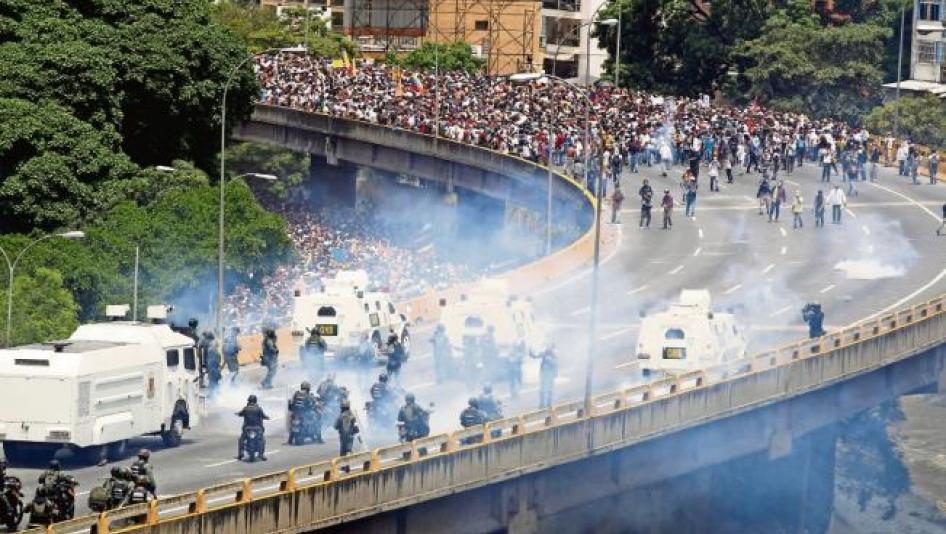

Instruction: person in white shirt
[826,184,847,224]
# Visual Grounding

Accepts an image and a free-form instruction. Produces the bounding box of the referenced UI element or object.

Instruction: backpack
[88,485,109,511]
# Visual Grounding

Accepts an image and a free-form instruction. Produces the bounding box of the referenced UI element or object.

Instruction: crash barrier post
[93,293,946,534]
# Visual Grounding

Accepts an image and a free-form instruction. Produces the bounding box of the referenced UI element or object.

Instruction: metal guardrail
[24,295,943,534]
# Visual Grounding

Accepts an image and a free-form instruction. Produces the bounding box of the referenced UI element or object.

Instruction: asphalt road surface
[7,158,946,519]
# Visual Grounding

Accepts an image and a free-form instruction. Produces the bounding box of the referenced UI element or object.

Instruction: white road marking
[819,284,836,294]
[770,305,793,318]
[779,227,787,237]
[853,182,946,323]
[206,450,282,468]
[627,284,650,295]
[724,284,742,295]
[762,263,775,274]
[861,225,871,236]
[570,306,590,317]
[669,265,684,275]
[780,246,787,255]
[614,361,640,370]
[743,195,755,202]
[693,247,702,257]
[698,228,704,239]
[845,208,857,219]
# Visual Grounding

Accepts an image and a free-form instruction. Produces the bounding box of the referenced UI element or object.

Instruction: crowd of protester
[223,199,481,332]
[233,50,940,331]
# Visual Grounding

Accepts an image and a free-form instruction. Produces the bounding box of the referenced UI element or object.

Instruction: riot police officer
[369,373,392,404]
[430,324,452,382]
[397,393,430,443]
[38,460,64,491]
[301,328,327,380]
[802,303,826,339]
[223,326,241,384]
[532,343,558,409]
[385,333,406,383]
[25,487,56,528]
[203,334,222,397]
[260,328,279,389]
[129,449,156,496]
[334,399,360,456]
[317,374,341,405]
[476,384,503,421]
[289,381,323,444]
[102,467,134,510]
[236,395,270,460]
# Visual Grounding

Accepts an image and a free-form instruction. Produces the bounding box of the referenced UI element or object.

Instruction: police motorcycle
[0,472,24,531]
[287,397,321,446]
[241,427,265,462]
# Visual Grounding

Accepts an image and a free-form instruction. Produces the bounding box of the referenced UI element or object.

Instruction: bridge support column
[308,156,357,208]
[934,345,946,394]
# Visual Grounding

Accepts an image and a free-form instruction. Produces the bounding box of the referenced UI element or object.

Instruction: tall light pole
[0,231,85,347]
[895,3,906,138]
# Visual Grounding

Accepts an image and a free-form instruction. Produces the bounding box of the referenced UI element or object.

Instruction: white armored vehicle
[635,290,747,376]
[290,270,410,360]
[0,305,201,464]
[438,279,539,355]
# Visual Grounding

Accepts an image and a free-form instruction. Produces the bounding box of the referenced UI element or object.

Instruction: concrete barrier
[71,292,946,534]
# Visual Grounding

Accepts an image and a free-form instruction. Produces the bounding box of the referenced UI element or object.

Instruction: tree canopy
[863,95,946,149]
[392,42,485,73]
[0,268,79,347]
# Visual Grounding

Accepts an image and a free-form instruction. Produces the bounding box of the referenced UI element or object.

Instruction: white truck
[438,279,540,356]
[0,305,201,464]
[290,270,410,361]
[635,290,748,377]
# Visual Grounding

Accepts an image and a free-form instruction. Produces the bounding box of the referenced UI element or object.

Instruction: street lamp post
[895,3,906,138]
[0,231,85,347]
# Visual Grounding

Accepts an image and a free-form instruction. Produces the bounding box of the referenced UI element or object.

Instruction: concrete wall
[49,296,946,534]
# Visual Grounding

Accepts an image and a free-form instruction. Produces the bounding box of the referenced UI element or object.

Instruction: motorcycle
[0,476,24,531]
[241,427,265,462]
[287,407,321,446]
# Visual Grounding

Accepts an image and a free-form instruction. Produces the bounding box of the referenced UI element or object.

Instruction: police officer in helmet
[334,399,360,456]
[397,392,430,443]
[130,448,156,496]
[477,383,503,421]
[236,394,270,460]
[289,381,323,444]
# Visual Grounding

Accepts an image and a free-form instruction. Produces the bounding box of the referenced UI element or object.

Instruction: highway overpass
[20,105,946,534]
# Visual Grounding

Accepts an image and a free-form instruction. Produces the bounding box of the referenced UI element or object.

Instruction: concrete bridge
[235,105,594,234]
[31,293,946,534]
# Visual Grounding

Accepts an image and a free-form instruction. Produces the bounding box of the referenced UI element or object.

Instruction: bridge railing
[46,286,946,534]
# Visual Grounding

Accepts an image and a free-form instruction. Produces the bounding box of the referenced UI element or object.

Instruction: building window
[917,41,941,64]
[474,20,489,31]
[919,0,942,21]
[331,11,343,27]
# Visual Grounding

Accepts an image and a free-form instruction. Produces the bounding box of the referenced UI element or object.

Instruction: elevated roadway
[11,106,946,533]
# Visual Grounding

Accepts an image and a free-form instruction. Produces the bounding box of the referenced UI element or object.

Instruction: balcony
[542,0,580,11]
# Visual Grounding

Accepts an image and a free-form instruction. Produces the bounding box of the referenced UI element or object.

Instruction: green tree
[398,42,484,73]
[0,268,79,347]
[864,95,946,149]
[0,98,137,233]
[211,1,357,58]
[226,142,310,199]
[736,3,890,121]
[596,0,772,94]
[0,0,259,171]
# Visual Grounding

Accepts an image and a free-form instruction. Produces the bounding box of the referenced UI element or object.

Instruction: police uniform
[334,407,359,456]
[237,399,270,460]
[25,492,55,527]
[397,400,429,442]
[260,329,279,389]
[223,327,241,383]
[204,341,222,395]
[534,347,558,408]
[430,326,452,382]
[289,387,322,443]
